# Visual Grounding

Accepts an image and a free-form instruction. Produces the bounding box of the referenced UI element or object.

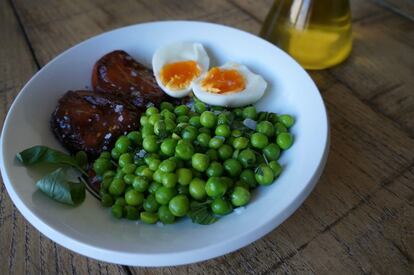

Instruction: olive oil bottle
[260,0,352,69]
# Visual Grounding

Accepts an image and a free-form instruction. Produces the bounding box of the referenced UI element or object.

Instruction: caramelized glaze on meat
[92,50,169,107]
[50,90,140,157]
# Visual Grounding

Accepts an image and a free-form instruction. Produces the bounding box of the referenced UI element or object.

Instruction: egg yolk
[160,60,201,90]
[200,67,245,94]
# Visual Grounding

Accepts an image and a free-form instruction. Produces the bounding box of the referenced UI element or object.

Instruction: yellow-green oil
[260,0,352,69]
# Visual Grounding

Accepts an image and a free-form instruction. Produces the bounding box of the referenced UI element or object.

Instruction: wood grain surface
[0,0,413,274]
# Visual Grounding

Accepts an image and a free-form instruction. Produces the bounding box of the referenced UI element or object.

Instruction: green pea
[218,144,233,160]
[196,132,211,147]
[231,186,250,206]
[255,164,274,185]
[200,111,217,128]
[160,138,177,157]
[256,121,274,137]
[144,157,159,171]
[140,212,158,224]
[182,126,198,141]
[146,106,159,116]
[127,131,142,145]
[175,105,189,116]
[242,106,257,120]
[93,158,112,175]
[240,169,257,189]
[109,178,125,196]
[274,122,288,135]
[224,159,242,177]
[160,102,174,112]
[189,116,201,127]
[154,120,167,136]
[148,181,162,194]
[233,108,243,117]
[194,101,207,114]
[189,178,207,200]
[206,161,224,177]
[211,197,233,215]
[217,112,234,125]
[152,169,166,183]
[175,140,194,160]
[231,129,242,138]
[141,124,154,137]
[250,132,269,149]
[205,177,227,197]
[125,206,140,220]
[111,148,121,160]
[115,197,126,206]
[143,135,159,153]
[209,137,224,149]
[162,172,178,188]
[158,205,176,224]
[123,174,135,185]
[143,194,159,213]
[101,177,113,190]
[215,124,231,138]
[155,186,176,205]
[278,114,295,128]
[169,195,190,217]
[101,194,114,207]
[232,136,249,150]
[114,169,125,180]
[122,163,137,175]
[177,115,189,123]
[135,166,153,179]
[268,161,282,178]
[164,118,176,132]
[132,176,148,192]
[111,204,123,219]
[177,168,193,186]
[276,132,293,150]
[114,136,130,154]
[191,153,210,172]
[263,143,281,161]
[140,115,149,126]
[148,113,161,125]
[161,110,176,121]
[238,148,257,168]
[206,149,219,161]
[125,189,144,206]
[118,153,133,168]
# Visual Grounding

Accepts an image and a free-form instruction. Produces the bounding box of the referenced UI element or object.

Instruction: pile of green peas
[93,99,295,224]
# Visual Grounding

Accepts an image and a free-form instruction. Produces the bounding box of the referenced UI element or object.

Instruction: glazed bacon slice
[50,90,140,157]
[92,50,168,108]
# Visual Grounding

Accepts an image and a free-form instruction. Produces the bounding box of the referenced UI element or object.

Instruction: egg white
[152,42,210,98]
[192,62,267,107]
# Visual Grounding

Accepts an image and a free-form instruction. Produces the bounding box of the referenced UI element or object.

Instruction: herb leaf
[188,201,218,225]
[17,146,86,175]
[36,168,85,205]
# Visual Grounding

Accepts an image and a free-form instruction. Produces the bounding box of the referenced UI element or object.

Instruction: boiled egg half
[152,42,209,98]
[192,62,267,107]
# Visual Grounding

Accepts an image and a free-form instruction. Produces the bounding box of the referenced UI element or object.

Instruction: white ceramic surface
[0,21,329,266]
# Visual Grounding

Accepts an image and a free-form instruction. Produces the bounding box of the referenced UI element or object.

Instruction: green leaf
[188,200,218,225]
[35,168,85,205]
[16,146,86,175]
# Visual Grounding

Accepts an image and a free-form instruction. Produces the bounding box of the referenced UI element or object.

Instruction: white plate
[0,21,329,266]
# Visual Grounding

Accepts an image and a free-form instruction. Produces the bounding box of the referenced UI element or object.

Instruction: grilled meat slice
[92,50,169,107]
[50,90,140,157]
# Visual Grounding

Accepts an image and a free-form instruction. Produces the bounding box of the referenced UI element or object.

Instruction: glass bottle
[260,0,352,70]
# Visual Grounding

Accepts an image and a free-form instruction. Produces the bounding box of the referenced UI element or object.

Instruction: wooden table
[1,0,413,274]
